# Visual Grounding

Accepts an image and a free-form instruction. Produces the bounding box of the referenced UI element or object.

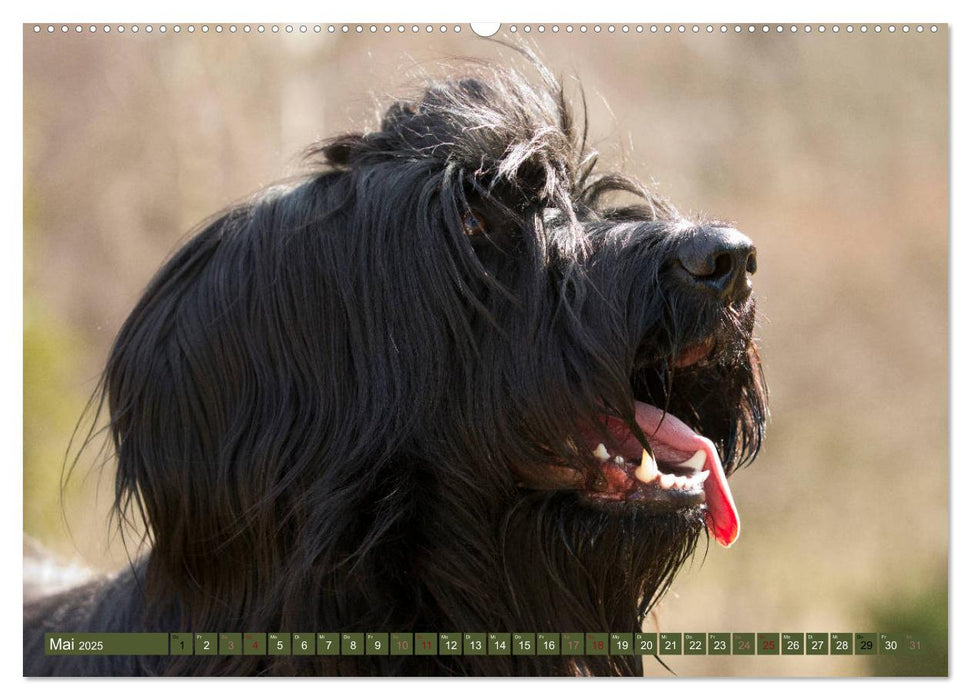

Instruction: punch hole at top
[471,23,501,37]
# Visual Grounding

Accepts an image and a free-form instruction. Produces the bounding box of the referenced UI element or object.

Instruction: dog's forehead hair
[320,69,583,208]
[314,65,681,250]
[396,75,579,198]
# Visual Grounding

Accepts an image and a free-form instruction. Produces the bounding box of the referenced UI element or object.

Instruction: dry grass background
[23,26,948,676]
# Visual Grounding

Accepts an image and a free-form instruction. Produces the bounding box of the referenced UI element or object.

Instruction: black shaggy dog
[24,60,766,676]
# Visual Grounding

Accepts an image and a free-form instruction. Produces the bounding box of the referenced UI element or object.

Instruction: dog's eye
[461,210,488,237]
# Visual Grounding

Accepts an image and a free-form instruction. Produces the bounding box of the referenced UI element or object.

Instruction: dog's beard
[506,491,704,617]
[412,488,705,676]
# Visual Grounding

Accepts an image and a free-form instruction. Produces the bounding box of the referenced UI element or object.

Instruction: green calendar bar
[44,633,169,656]
[40,631,928,657]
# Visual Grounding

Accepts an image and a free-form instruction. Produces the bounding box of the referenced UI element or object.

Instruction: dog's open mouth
[544,337,741,548]
[577,400,740,548]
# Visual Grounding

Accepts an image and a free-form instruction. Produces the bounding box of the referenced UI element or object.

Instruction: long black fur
[24,60,766,676]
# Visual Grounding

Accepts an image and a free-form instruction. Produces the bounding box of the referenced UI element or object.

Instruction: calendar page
[21,17,948,679]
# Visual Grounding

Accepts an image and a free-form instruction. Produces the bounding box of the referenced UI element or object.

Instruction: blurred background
[23,25,947,676]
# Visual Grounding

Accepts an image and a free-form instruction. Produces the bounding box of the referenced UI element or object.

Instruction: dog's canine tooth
[676,449,707,471]
[634,448,658,484]
[592,443,610,461]
[694,470,712,484]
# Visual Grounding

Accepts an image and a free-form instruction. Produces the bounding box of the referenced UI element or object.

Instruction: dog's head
[100,63,766,671]
[313,65,765,534]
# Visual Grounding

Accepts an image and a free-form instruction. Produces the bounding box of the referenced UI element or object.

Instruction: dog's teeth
[592,443,610,461]
[659,473,676,489]
[613,455,625,464]
[676,449,707,471]
[634,449,658,484]
[694,470,711,484]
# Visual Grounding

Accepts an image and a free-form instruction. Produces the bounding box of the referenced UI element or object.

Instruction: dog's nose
[675,227,757,302]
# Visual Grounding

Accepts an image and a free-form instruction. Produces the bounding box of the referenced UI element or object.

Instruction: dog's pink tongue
[634,401,741,547]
